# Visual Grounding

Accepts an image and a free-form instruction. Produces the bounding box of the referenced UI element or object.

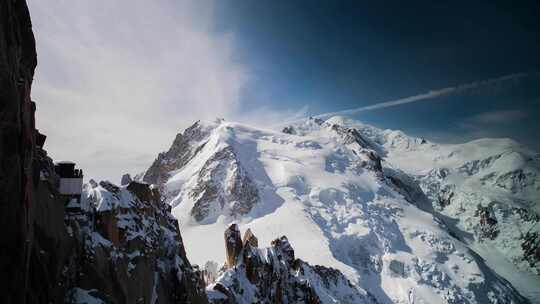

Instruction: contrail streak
[280,73,528,127]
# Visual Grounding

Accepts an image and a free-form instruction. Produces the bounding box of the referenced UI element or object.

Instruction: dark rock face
[64,181,208,303]
[209,225,377,304]
[0,2,208,302]
[388,260,406,277]
[190,147,259,223]
[327,122,384,157]
[242,228,258,248]
[475,204,499,240]
[522,232,540,269]
[143,121,210,187]
[322,121,384,175]
[282,126,296,135]
[495,169,538,194]
[120,173,132,185]
[29,151,78,303]
[0,0,48,302]
[224,224,243,268]
[143,120,260,223]
[437,186,455,209]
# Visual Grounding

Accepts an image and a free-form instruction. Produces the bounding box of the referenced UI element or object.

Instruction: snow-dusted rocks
[208,225,377,304]
[189,146,259,223]
[64,180,208,303]
[143,120,217,187]
[148,117,532,303]
[143,120,259,223]
[121,173,133,185]
[322,116,540,300]
[224,224,243,268]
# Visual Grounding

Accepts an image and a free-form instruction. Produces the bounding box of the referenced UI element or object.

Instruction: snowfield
[142,116,538,303]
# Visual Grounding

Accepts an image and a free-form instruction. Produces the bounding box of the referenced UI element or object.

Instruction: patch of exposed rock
[142,120,259,223]
[207,224,378,304]
[64,181,208,303]
[0,0,63,301]
[475,204,500,240]
[143,121,212,187]
[522,232,540,272]
[190,147,259,223]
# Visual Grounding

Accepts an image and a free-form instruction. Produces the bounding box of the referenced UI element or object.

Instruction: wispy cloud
[422,109,535,148]
[28,0,249,182]
[269,73,532,130]
[455,109,530,142]
[311,73,528,120]
[467,110,528,125]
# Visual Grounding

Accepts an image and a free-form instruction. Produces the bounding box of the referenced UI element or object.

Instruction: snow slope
[328,116,540,301]
[144,117,534,303]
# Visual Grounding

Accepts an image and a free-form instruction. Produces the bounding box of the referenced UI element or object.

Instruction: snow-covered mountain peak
[142,117,538,303]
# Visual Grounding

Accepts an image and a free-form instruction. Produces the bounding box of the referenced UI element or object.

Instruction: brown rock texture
[190,147,259,223]
[209,225,378,304]
[224,223,243,268]
[242,228,258,248]
[0,2,208,303]
[0,1,78,300]
[143,121,211,187]
[65,181,208,303]
[0,0,47,301]
[142,120,259,223]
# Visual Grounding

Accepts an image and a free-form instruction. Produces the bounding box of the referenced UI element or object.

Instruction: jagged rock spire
[224,224,242,268]
[120,173,132,185]
[242,228,258,248]
[208,226,376,304]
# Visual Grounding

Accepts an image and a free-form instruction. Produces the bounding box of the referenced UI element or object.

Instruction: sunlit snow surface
[335,117,540,301]
[163,117,536,303]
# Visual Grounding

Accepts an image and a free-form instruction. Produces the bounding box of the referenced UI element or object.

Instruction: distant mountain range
[138,116,539,303]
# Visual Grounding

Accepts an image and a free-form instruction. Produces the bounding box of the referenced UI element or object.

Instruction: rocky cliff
[0,1,208,303]
[63,180,208,303]
[0,0,40,301]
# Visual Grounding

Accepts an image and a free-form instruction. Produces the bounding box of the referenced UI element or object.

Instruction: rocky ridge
[143,119,260,224]
[0,2,208,302]
[323,116,540,299]
[207,224,378,304]
[63,180,208,303]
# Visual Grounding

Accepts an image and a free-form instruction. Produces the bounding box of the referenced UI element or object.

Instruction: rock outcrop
[0,0,54,302]
[190,146,258,223]
[120,173,132,185]
[475,204,500,240]
[64,180,208,303]
[284,117,384,175]
[143,120,260,223]
[207,225,378,304]
[0,2,208,302]
[224,224,243,268]
[143,120,213,187]
[523,232,540,270]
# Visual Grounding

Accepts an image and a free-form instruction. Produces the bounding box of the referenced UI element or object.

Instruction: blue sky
[214,1,540,148]
[27,0,539,182]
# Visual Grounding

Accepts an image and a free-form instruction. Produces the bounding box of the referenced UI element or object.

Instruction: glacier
[140,116,539,303]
